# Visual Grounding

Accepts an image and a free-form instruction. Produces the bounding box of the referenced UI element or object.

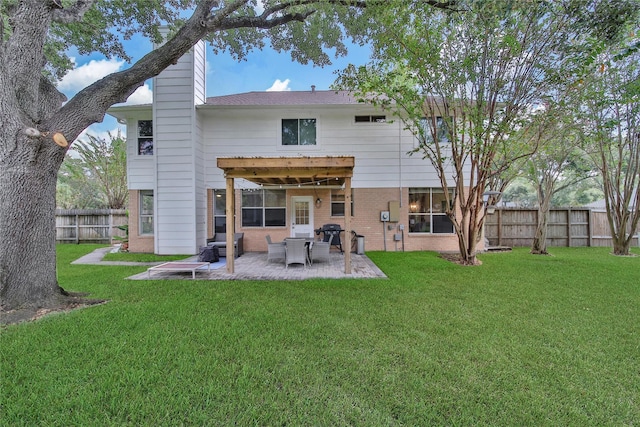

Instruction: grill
[315,224,344,252]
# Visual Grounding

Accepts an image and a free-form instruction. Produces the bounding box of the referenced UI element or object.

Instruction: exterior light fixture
[482,191,501,215]
[315,198,322,208]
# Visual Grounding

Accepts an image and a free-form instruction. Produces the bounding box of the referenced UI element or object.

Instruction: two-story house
[108,39,464,259]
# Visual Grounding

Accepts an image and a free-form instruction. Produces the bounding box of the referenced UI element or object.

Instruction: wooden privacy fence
[56,209,128,244]
[484,208,640,248]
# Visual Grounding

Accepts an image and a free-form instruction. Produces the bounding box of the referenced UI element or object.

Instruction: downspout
[398,118,403,207]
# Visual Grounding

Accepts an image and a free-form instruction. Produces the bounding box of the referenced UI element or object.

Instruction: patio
[127,251,387,281]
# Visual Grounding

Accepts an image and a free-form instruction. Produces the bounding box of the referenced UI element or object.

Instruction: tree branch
[51,0,95,24]
[50,2,218,136]
[260,0,458,15]
[48,0,460,143]
[213,11,315,31]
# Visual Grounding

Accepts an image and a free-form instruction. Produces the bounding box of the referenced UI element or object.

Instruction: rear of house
[108,41,464,255]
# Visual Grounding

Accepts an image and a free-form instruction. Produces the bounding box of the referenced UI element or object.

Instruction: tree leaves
[57,131,128,209]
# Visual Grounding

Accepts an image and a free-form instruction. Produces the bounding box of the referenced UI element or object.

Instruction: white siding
[201,106,450,189]
[193,41,207,248]
[125,112,155,190]
[152,40,206,255]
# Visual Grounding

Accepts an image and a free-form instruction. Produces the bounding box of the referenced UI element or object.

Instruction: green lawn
[1,245,639,426]
[102,251,190,263]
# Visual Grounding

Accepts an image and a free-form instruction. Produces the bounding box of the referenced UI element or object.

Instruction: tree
[521,106,593,254]
[2,0,464,311]
[58,131,128,209]
[336,0,594,265]
[579,42,640,255]
[57,156,106,209]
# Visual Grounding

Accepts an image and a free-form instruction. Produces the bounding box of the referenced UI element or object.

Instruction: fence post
[497,209,503,247]
[75,213,79,244]
[567,208,572,247]
[109,211,113,245]
[587,209,593,247]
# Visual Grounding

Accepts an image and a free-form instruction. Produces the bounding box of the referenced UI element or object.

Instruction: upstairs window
[419,117,450,145]
[282,119,316,146]
[355,115,386,123]
[137,120,153,155]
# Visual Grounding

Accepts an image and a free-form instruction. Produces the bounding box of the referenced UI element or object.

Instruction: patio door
[290,196,314,237]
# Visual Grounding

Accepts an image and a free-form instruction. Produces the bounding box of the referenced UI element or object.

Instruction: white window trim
[354,114,387,124]
[139,190,154,235]
[278,117,320,151]
[330,189,355,217]
[241,189,287,228]
[137,119,154,156]
[408,188,454,234]
[414,116,451,149]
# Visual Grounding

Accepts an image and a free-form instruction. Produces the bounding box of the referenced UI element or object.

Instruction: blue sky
[57,32,373,141]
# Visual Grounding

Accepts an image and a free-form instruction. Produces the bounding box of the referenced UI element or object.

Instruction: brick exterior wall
[132,186,477,254]
[205,187,464,254]
[127,190,154,253]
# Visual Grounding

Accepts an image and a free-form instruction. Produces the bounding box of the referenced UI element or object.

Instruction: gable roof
[204,90,363,106]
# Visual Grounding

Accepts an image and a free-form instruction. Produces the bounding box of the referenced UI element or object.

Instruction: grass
[102,251,190,262]
[1,245,639,426]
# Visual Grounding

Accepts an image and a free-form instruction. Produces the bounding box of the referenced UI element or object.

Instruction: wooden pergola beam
[217,156,354,169]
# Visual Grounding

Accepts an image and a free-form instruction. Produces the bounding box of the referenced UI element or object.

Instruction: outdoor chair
[266,235,286,263]
[206,233,244,258]
[311,234,333,264]
[285,238,307,269]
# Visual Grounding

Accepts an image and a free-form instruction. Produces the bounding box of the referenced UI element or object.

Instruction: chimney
[311,85,316,93]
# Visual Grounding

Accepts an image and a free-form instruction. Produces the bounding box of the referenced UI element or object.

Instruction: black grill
[315,224,344,252]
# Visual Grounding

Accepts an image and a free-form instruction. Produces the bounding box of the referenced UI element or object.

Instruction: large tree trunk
[0,1,210,311]
[0,142,66,310]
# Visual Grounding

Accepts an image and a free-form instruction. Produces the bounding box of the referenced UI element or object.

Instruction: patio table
[147,262,211,279]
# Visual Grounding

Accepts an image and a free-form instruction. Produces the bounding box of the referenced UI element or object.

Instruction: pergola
[216,156,355,274]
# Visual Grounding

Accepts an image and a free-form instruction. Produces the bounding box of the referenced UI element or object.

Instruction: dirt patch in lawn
[0,295,107,326]
[439,252,483,266]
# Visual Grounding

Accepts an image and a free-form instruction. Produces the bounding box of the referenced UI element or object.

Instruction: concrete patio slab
[126,251,387,281]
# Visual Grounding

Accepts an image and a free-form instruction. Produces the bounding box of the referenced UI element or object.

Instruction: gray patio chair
[285,238,307,269]
[311,234,333,264]
[266,235,286,263]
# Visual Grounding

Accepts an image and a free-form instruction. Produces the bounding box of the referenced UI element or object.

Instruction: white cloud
[266,79,291,92]
[125,83,153,105]
[57,58,125,94]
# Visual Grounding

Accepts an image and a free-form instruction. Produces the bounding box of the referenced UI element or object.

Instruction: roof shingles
[204,90,362,106]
